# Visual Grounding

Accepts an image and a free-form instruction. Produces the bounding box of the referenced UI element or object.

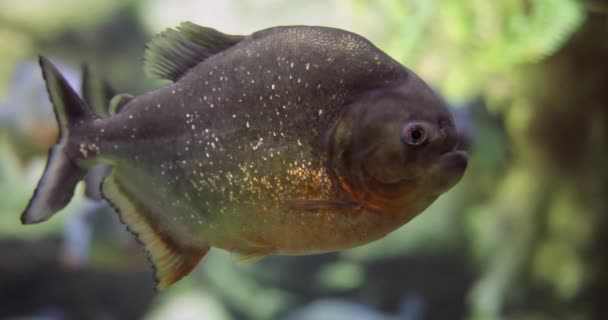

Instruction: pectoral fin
[285,199,361,213]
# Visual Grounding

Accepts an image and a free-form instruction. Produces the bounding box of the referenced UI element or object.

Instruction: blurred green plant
[0,0,117,94]
[350,0,584,102]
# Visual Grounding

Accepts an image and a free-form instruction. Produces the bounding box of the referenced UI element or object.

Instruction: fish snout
[437,120,460,154]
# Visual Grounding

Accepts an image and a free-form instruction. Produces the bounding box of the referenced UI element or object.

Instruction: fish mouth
[437,131,468,169]
[427,149,468,195]
[359,149,468,202]
[438,150,468,173]
[356,143,468,200]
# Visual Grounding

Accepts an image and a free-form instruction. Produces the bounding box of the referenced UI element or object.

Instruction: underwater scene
[0,0,606,319]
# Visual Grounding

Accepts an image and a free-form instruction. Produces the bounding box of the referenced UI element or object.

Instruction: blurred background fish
[0,0,606,319]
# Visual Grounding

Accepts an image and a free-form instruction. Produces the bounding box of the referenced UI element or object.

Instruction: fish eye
[401,122,429,147]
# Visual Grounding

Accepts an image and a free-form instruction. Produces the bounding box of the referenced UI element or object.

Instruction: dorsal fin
[144,22,245,82]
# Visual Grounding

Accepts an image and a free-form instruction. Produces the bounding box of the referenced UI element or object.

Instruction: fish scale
[21,22,467,289]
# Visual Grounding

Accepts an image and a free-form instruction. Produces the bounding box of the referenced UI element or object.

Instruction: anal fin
[101,173,209,289]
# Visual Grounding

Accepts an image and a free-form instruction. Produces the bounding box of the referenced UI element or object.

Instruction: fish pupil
[410,128,423,141]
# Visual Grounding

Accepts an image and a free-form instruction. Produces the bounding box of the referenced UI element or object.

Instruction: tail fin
[21,57,92,224]
[80,64,116,200]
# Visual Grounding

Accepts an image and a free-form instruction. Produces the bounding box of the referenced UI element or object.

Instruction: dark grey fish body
[91,27,409,247]
[23,23,468,289]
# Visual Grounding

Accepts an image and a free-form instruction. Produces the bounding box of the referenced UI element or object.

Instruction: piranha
[22,22,468,289]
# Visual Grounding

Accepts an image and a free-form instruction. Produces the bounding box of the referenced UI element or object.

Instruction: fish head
[332,80,468,209]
